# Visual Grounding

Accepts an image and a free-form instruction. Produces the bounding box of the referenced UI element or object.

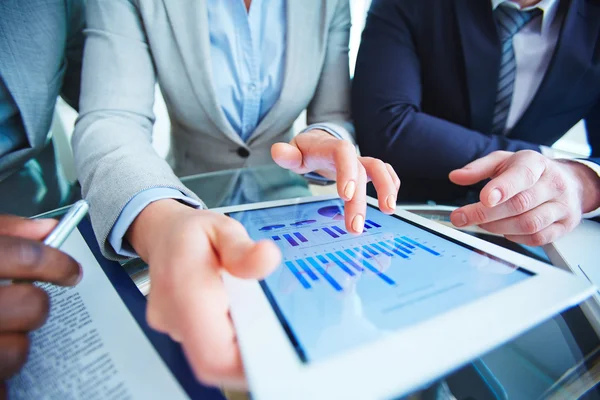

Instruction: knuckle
[25,287,50,324]
[340,140,356,154]
[10,239,44,271]
[508,192,533,215]
[519,214,544,234]
[472,206,488,225]
[530,231,549,247]
[521,165,539,186]
[550,173,568,195]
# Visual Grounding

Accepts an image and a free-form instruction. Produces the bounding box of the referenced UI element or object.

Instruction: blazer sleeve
[72,0,202,260]
[351,0,540,180]
[60,0,85,111]
[584,99,600,166]
[305,0,354,143]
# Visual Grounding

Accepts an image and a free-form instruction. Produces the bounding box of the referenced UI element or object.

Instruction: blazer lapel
[0,2,49,149]
[162,0,243,146]
[247,0,322,145]
[454,0,503,134]
[512,0,600,141]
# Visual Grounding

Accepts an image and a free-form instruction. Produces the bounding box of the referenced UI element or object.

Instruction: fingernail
[386,194,396,210]
[453,212,467,227]
[344,180,356,200]
[488,189,502,206]
[352,214,364,233]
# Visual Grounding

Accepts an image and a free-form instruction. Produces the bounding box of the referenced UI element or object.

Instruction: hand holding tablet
[126,199,281,389]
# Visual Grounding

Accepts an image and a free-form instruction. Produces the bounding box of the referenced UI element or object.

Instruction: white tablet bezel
[214,195,595,400]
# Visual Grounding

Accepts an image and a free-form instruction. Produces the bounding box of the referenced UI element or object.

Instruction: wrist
[560,160,600,214]
[126,198,188,260]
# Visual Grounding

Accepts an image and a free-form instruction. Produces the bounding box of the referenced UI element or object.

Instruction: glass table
[30,164,600,399]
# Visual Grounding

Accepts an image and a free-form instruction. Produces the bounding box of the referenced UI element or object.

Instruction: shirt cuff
[572,159,600,219]
[303,122,355,144]
[109,188,204,257]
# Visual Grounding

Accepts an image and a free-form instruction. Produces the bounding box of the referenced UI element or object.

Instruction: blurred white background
[54,0,590,182]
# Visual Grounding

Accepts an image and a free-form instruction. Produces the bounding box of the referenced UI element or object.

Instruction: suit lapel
[0,2,50,149]
[162,0,243,146]
[247,0,322,144]
[512,0,600,141]
[454,0,502,133]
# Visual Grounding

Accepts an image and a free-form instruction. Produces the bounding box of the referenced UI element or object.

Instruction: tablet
[218,196,594,400]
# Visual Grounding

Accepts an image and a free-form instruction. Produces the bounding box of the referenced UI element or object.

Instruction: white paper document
[8,230,189,400]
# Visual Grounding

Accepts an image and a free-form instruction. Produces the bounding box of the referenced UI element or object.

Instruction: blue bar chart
[283,234,441,291]
[283,234,299,247]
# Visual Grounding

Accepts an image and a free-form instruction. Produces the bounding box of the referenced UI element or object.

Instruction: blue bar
[366,219,381,228]
[312,229,319,232]
[355,247,372,259]
[363,222,372,230]
[283,234,299,247]
[317,255,329,264]
[272,236,281,241]
[307,257,343,291]
[362,260,396,285]
[363,245,378,256]
[380,241,409,259]
[402,236,441,256]
[335,251,364,272]
[296,259,319,281]
[371,243,393,257]
[394,237,415,249]
[388,240,413,254]
[322,227,339,238]
[326,253,356,276]
[332,226,347,235]
[294,232,308,243]
[285,261,311,289]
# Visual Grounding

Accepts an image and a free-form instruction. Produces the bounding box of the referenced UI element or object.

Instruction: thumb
[0,215,57,241]
[211,217,282,280]
[271,142,308,173]
[449,152,511,186]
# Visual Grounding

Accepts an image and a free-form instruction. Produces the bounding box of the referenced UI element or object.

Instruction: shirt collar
[491,0,559,35]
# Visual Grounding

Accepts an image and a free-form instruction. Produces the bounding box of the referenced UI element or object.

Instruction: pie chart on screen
[318,205,344,221]
[259,224,286,232]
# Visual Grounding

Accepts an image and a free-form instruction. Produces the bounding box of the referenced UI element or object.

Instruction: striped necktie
[491,4,542,135]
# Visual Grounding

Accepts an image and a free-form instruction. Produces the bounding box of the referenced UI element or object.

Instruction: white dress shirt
[492,0,600,218]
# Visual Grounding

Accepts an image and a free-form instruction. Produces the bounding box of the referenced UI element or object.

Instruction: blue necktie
[491,4,542,135]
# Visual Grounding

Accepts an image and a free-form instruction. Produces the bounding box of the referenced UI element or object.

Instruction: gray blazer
[0,0,84,180]
[73,0,354,258]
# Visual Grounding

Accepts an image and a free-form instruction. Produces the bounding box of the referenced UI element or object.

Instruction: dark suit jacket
[352,0,600,202]
[0,0,84,179]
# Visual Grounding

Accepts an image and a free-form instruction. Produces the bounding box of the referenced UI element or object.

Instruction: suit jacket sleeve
[72,0,202,260]
[584,99,600,166]
[352,0,540,180]
[305,0,354,143]
[60,0,86,110]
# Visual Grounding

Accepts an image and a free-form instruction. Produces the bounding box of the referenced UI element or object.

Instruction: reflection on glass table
[35,164,600,399]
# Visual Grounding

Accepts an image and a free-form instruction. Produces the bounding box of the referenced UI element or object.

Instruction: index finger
[0,236,81,286]
[0,215,57,241]
[480,154,546,207]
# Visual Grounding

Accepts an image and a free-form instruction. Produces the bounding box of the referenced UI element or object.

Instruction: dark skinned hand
[0,215,81,398]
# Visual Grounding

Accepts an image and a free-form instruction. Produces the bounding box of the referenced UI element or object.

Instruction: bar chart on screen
[281,233,443,292]
[269,216,388,248]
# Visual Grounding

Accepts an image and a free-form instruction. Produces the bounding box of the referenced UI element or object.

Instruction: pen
[43,200,90,248]
[0,200,89,286]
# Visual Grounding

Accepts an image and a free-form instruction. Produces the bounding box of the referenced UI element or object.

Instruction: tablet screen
[228,199,533,363]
